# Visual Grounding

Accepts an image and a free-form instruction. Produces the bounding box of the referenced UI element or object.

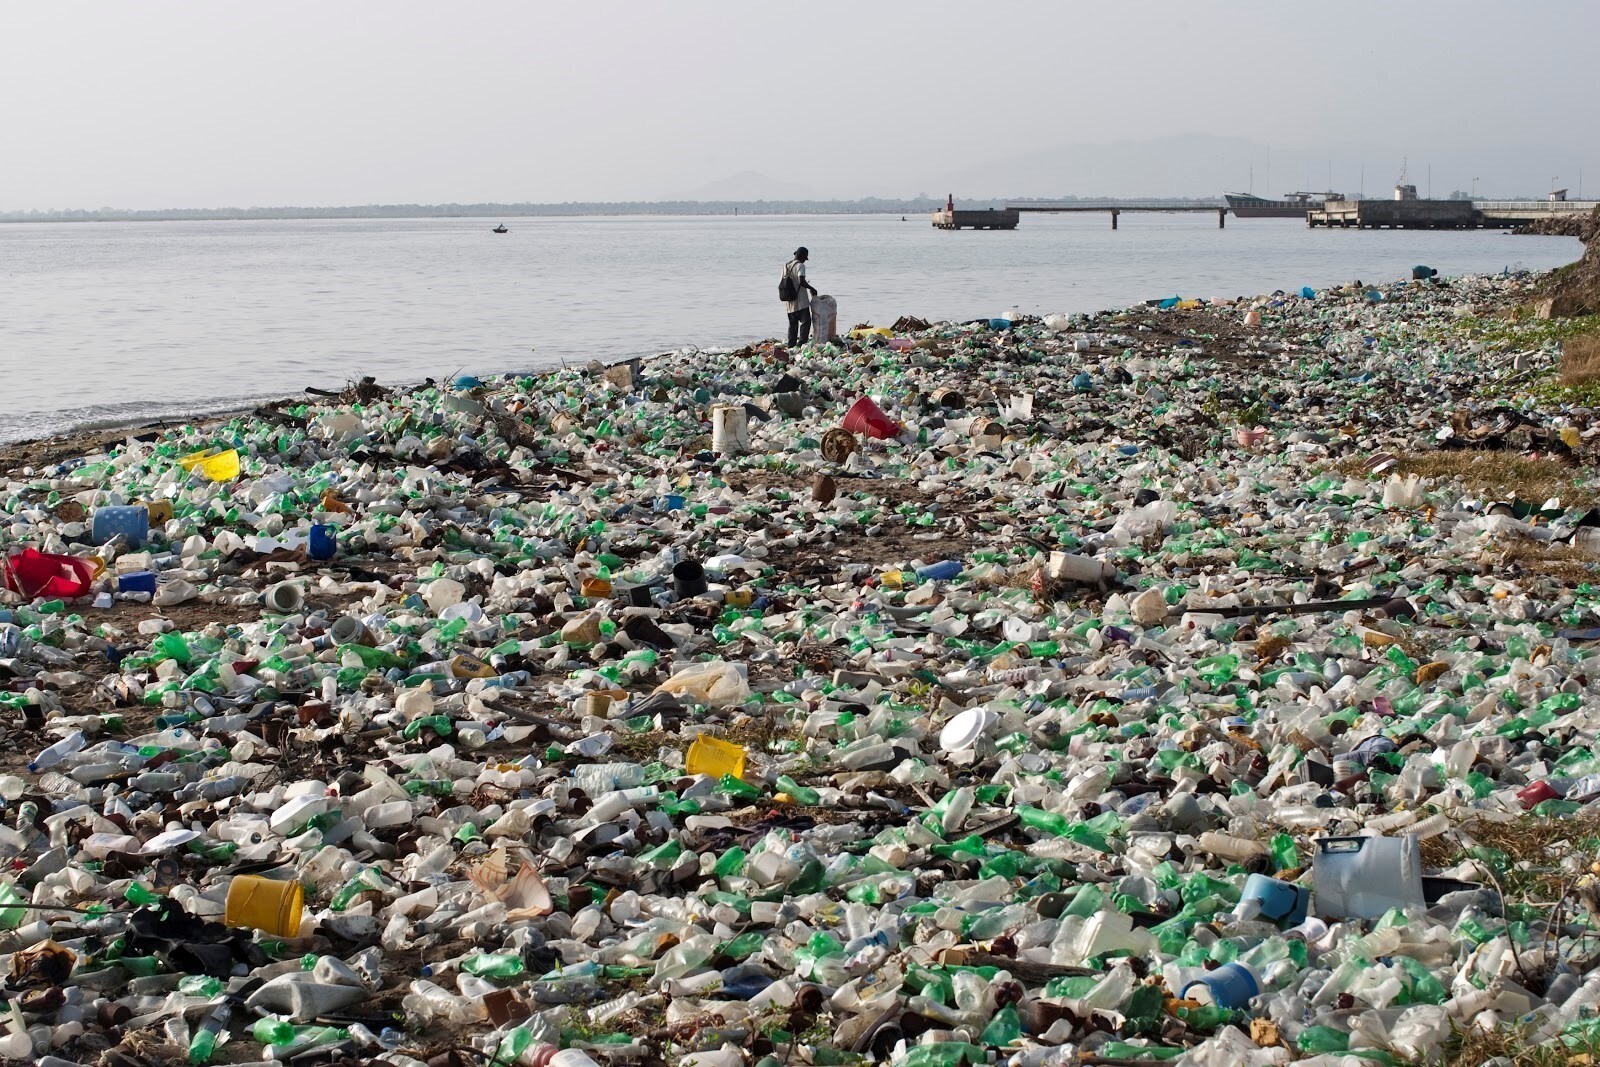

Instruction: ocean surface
[0,213,1582,443]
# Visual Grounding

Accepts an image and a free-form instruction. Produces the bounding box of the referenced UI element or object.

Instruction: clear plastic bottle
[28,731,85,773]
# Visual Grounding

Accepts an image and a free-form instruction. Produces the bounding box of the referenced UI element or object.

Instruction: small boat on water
[491,225,509,234]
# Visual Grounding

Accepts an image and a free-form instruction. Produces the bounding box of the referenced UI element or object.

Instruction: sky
[2,0,1595,209]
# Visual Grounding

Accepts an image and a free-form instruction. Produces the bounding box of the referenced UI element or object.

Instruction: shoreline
[6,269,1600,1065]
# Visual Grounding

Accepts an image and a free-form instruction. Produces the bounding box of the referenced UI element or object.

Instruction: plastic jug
[1182,962,1259,1009]
[710,404,750,456]
[1313,835,1425,919]
[1237,874,1310,926]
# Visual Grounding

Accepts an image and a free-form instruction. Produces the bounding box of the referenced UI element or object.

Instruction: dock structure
[933,192,1597,233]
[931,207,1019,230]
[1475,199,1600,226]
[1309,199,1600,229]
[1309,199,1478,229]
[1007,200,1230,229]
[1309,183,1599,230]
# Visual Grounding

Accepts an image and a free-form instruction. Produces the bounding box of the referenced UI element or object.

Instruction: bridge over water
[1006,200,1229,229]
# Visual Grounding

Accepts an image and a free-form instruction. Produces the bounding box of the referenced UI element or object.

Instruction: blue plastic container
[915,560,963,582]
[1182,962,1259,1008]
[308,524,336,561]
[92,505,149,546]
[1240,873,1310,926]
[118,571,158,594]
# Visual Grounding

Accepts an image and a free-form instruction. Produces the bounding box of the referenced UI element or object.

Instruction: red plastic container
[1517,780,1559,809]
[2,548,96,600]
[842,396,900,440]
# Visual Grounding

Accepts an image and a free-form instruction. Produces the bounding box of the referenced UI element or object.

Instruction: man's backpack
[778,261,798,302]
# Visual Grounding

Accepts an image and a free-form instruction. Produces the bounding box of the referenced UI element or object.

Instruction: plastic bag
[654,660,750,707]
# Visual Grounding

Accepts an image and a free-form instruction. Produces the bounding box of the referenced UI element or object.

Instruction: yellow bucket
[177,448,216,470]
[686,735,747,779]
[224,875,303,937]
[180,448,241,482]
[580,577,613,599]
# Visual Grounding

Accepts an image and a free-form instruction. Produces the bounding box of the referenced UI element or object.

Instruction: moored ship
[1224,191,1344,218]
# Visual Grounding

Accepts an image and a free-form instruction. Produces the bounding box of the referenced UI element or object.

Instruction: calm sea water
[0,213,1581,443]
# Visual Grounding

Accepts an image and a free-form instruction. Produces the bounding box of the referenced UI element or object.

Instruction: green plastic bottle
[979,1003,1022,1047]
[1016,806,1071,835]
[1296,1026,1350,1054]
[714,774,762,800]
[776,775,821,805]
[329,866,389,911]
[178,975,225,997]
[462,952,526,980]
[492,1026,534,1066]
[124,882,162,906]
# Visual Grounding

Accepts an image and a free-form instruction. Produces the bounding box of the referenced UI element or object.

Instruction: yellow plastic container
[224,875,303,937]
[179,448,241,482]
[580,577,613,599]
[450,653,497,679]
[686,735,747,779]
[725,589,753,609]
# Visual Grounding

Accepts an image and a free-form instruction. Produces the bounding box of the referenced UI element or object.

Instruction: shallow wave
[0,393,293,445]
[0,361,560,446]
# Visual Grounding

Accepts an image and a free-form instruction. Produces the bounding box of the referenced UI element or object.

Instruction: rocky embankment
[1534,206,1600,316]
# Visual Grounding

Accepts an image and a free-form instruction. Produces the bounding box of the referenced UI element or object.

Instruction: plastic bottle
[1533,972,1600,1041]
[1198,831,1268,864]
[461,952,526,980]
[28,731,85,773]
[187,1001,232,1064]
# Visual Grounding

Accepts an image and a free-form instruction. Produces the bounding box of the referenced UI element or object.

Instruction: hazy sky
[3,0,1595,209]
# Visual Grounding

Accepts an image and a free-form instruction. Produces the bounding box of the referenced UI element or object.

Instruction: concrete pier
[1009,201,1229,229]
[1309,199,1477,229]
[931,207,1019,230]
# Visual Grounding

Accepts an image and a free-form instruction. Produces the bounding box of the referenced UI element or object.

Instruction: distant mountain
[673,170,823,201]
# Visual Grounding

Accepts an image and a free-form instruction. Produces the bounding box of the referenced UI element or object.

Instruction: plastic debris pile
[4,270,1600,1067]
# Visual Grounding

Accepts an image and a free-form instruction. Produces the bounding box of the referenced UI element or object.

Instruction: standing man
[782,247,818,347]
